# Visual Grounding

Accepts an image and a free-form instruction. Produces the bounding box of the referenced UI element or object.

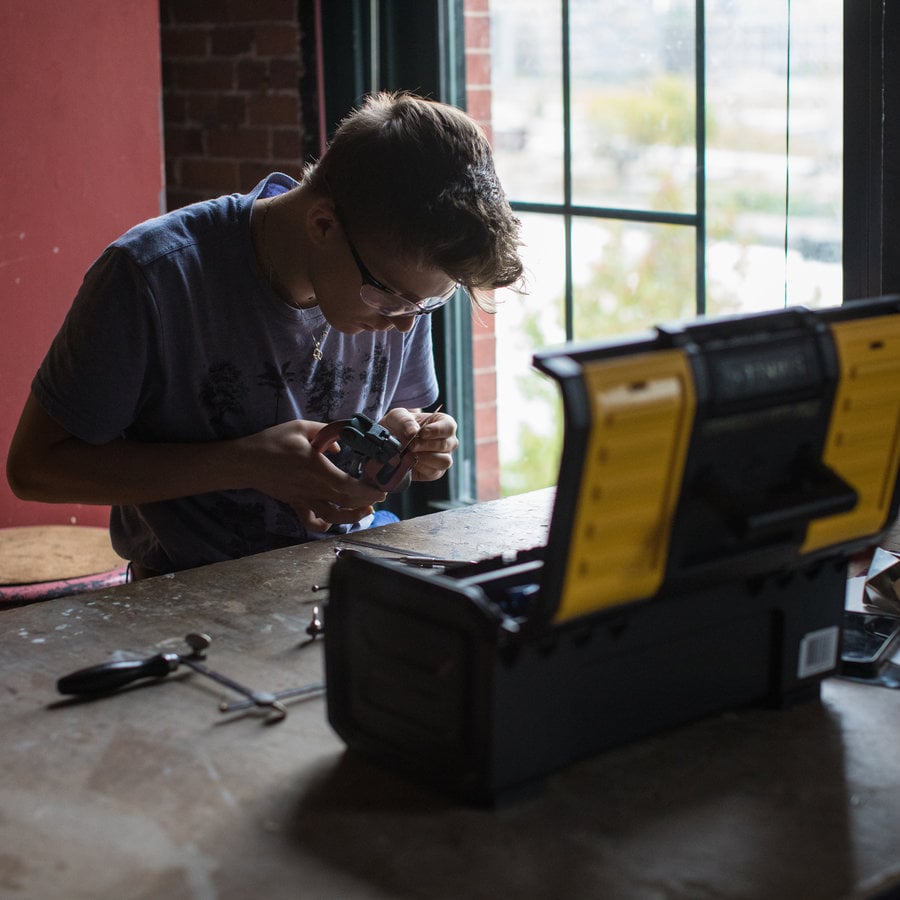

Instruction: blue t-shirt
[33,174,439,572]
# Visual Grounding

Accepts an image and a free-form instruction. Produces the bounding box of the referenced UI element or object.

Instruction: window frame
[843,0,900,300]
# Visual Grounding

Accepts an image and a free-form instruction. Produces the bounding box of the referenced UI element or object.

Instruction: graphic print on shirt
[359,343,390,418]
[199,339,394,438]
[199,361,247,438]
[300,342,391,422]
[258,360,297,422]
[303,356,349,422]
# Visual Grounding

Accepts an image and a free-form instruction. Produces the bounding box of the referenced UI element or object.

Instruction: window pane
[571,219,697,342]
[785,0,842,308]
[493,213,566,496]
[570,0,697,213]
[705,0,842,316]
[490,0,564,204]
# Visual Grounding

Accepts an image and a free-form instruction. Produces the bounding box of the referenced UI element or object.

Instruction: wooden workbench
[1,489,899,900]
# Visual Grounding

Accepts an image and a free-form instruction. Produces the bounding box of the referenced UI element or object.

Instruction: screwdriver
[56,633,288,719]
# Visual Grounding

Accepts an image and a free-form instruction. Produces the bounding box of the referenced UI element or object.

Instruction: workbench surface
[1,489,899,900]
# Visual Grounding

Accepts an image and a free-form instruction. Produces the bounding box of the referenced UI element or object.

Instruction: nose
[387,314,416,333]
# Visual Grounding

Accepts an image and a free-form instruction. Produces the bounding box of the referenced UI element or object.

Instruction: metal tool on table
[310,406,443,493]
[309,539,477,595]
[56,633,293,722]
[333,546,474,568]
[219,680,325,714]
[304,604,324,640]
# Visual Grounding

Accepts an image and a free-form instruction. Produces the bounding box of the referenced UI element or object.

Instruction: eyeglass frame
[337,213,462,318]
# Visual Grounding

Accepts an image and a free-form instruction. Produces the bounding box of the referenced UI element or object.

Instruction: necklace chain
[259,198,329,361]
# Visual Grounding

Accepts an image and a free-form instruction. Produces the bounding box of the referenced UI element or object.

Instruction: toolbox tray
[324,298,900,804]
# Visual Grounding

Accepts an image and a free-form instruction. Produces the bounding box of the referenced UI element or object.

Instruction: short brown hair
[303,92,524,309]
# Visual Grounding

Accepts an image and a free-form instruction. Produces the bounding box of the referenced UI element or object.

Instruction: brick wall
[159,0,314,210]
[465,0,501,500]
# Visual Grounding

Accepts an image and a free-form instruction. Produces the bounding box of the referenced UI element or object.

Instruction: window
[487,0,843,494]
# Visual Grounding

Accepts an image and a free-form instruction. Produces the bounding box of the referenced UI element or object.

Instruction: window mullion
[562,0,574,340]
[696,0,706,316]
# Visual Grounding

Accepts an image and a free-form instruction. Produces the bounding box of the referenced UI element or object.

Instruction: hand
[379,408,459,483]
[240,419,387,530]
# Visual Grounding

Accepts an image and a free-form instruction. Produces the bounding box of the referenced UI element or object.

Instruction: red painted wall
[0,0,164,527]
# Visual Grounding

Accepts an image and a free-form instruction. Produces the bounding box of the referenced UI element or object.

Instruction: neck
[255,193,317,309]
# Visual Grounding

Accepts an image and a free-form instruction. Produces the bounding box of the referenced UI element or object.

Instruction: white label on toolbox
[797,625,840,679]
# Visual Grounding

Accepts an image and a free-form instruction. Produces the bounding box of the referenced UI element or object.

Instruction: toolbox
[324,297,900,804]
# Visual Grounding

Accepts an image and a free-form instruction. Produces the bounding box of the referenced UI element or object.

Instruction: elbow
[6,452,51,502]
[7,394,80,503]
[7,395,91,504]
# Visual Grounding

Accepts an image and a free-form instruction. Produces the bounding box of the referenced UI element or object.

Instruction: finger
[304,513,332,532]
[380,408,419,441]
[416,411,455,433]
[329,505,376,525]
[335,484,388,508]
[417,419,456,443]
[412,453,454,482]
[310,504,376,526]
[410,435,459,455]
[412,467,446,483]
[313,463,388,508]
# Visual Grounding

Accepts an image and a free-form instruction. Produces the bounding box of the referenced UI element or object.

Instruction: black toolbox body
[325,299,900,804]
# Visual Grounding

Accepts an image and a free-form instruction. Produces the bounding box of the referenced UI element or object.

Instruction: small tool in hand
[311,414,416,492]
[310,405,444,493]
[56,633,289,722]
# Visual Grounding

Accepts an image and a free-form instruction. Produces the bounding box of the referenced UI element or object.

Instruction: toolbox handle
[705,459,857,540]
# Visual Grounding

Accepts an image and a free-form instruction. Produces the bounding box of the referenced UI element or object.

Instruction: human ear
[305,198,338,246]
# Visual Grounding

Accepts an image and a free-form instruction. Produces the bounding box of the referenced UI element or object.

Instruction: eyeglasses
[342,228,460,318]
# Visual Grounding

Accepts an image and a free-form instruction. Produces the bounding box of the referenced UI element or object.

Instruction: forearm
[7,393,385,520]
[8,432,252,507]
[6,392,253,506]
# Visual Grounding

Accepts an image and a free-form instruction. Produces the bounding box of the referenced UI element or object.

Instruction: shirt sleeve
[32,247,161,444]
